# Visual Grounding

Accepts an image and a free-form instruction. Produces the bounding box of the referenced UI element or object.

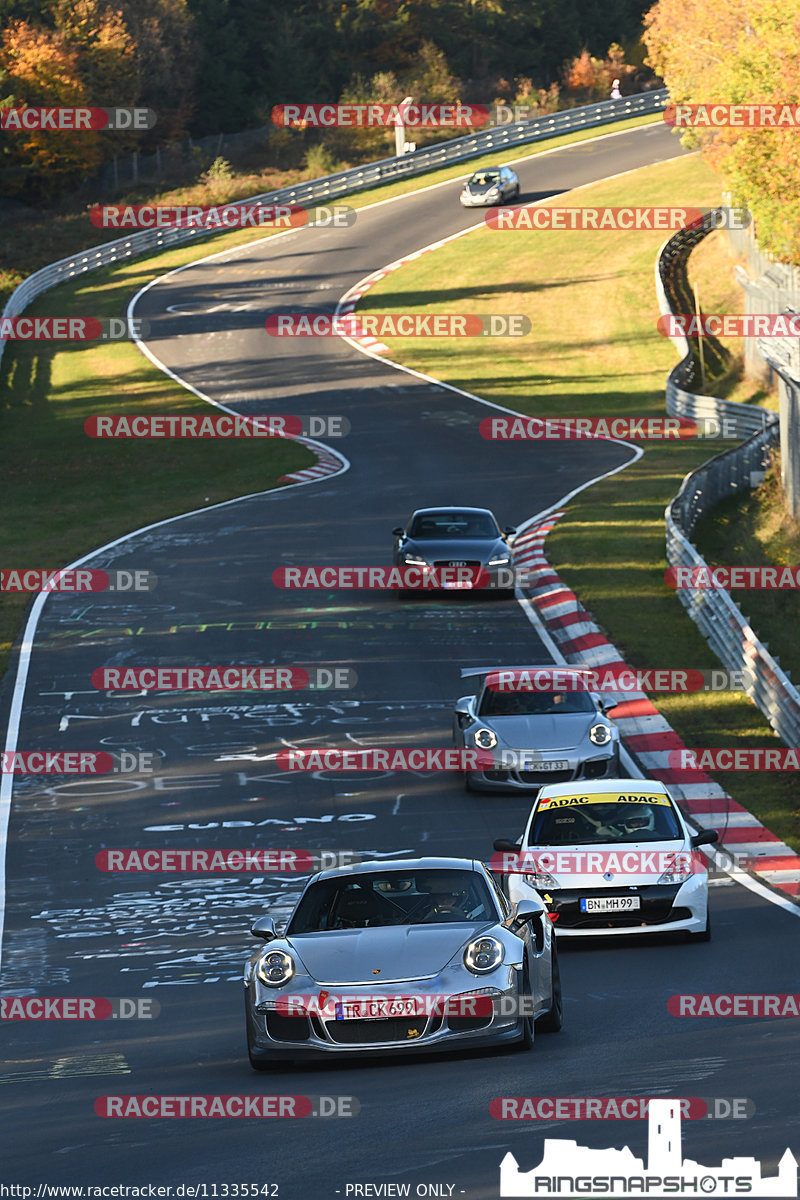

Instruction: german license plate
[580,896,641,913]
[335,997,422,1020]
[518,756,568,770]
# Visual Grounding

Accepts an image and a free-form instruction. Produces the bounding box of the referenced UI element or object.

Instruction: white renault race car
[493,779,718,940]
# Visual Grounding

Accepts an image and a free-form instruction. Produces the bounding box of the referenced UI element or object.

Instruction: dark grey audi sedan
[392,506,516,591]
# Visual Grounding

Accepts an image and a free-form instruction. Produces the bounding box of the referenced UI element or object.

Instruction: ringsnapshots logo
[266,313,530,338]
[0,107,156,131]
[479,415,739,440]
[90,666,357,691]
[88,203,355,230]
[498,1098,797,1197]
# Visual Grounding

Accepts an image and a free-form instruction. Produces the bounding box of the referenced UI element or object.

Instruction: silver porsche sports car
[453,666,621,792]
[244,857,562,1066]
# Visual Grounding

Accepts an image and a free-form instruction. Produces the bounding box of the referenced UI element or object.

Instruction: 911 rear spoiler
[459,664,596,679]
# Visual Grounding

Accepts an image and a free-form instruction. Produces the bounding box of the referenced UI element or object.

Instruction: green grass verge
[358,152,798,852]
[0,236,317,678]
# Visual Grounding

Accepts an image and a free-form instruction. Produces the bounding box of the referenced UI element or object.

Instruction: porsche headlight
[464,936,504,974]
[590,722,612,746]
[256,949,295,987]
[474,728,498,749]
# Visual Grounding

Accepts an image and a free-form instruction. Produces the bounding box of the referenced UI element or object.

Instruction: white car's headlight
[464,936,504,974]
[256,949,295,987]
[590,722,613,746]
[659,864,692,885]
[524,871,558,889]
[474,728,498,749]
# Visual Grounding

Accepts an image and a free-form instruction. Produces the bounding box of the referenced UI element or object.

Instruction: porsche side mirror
[250,915,277,941]
[512,899,541,922]
[691,830,719,848]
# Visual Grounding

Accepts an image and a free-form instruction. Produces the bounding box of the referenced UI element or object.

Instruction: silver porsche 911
[243,857,561,1066]
[453,666,621,792]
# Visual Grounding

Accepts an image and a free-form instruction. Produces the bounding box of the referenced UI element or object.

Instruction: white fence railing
[0,89,668,375]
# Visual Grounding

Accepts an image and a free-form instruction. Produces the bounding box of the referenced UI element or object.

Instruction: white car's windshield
[528,798,683,846]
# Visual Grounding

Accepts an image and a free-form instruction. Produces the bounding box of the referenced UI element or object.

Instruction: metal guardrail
[0,89,668,375]
[655,209,776,437]
[658,217,800,746]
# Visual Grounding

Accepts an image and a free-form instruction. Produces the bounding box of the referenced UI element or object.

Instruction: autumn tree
[643,0,800,262]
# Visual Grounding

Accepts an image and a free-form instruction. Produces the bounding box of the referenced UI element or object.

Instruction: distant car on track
[392,506,516,592]
[493,778,718,940]
[244,856,562,1066]
[460,165,520,206]
[453,665,621,791]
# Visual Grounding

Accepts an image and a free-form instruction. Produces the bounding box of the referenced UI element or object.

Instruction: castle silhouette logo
[500,1099,797,1197]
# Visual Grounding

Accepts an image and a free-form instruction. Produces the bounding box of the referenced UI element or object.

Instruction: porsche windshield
[287,868,497,932]
[408,512,498,539]
[528,798,683,845]
[479,689,596,717]
[469,171,500,185]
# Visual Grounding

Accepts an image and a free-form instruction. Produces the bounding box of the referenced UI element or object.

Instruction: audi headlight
[488,556,511,566]
[590,723,612,746]
[256,949,295,987]
[524,871,558,889]
[474,728,498,749]
[403,553,429,567]
[464,936,504,974]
